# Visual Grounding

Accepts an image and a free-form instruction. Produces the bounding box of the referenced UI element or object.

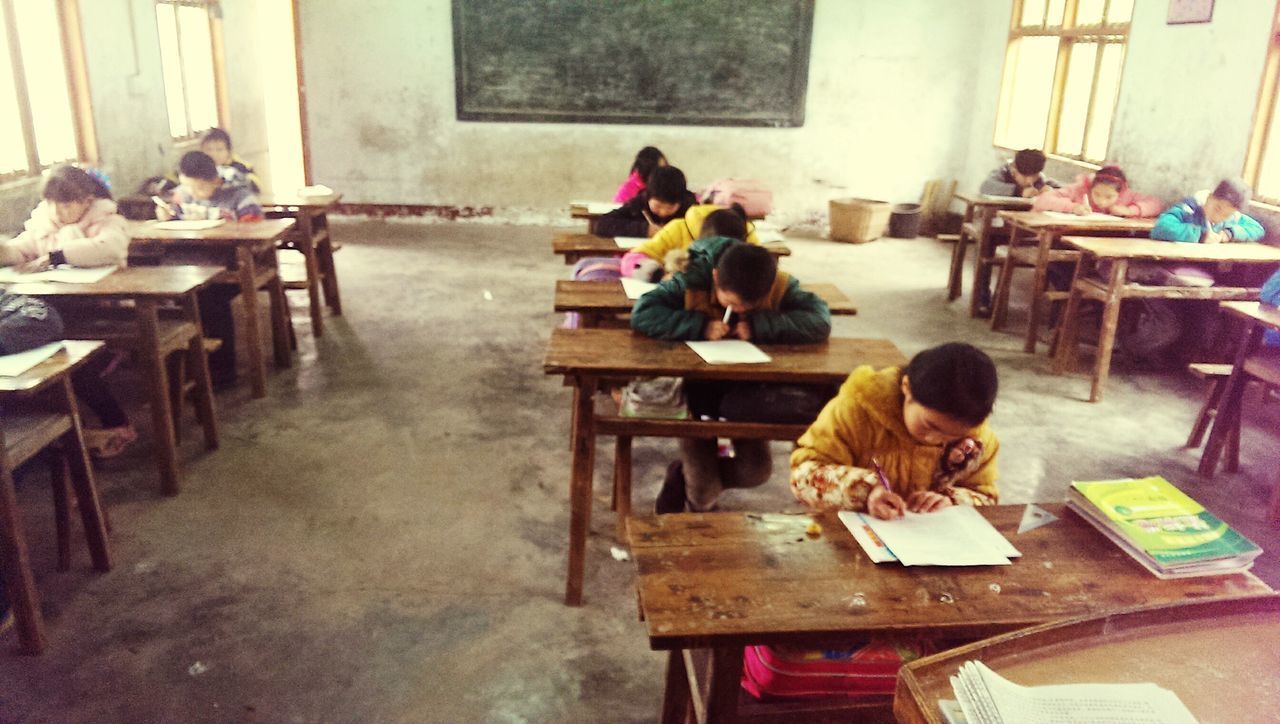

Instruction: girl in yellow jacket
[620,203,762,279]
[791,343,1000,519]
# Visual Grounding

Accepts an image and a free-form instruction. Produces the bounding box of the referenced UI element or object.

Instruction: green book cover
[1071,476,1261,566]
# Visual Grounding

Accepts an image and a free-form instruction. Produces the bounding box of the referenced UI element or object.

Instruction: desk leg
[565,375,598,606]
[138,300,182,494]
[990,225,1022,331]
[184,291,219,451]
[614,436,632,541]
[57,376,110,571]
[1200,324,1263,477]
[268,270,295,368]
[947,204,976,301]
[1089,260,1128,403]
[297,211,325,337]
[236,247,269,399]
[661,650,694,724]
[705,646,744,723]
[970,211,997,318]
[0,457,44,654]
[316,213,342,315]
[1051,259,1090,374]
[1023,232,1057,354]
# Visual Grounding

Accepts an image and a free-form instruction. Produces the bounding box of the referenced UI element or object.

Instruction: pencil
[871,457,893,493]
[722,306,732,325]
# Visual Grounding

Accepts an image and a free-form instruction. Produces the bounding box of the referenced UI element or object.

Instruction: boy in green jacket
[631,237,832,513]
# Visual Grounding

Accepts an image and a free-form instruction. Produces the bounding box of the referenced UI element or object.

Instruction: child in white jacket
[0,165,128,271]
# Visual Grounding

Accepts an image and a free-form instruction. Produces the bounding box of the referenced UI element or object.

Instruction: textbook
[1068,476,1261,579]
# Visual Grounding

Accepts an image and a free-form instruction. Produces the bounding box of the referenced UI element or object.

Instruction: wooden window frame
[0,0,96,183]
[994,0,1132,164]
[1244,4,1280,205]
[154,0,229,142]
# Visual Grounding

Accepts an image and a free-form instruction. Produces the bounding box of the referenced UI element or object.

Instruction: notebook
[620,277,657,299]
[0,342,62,377]
[154,219,226,230]
[1041,210,1119,221]
[0,266,116,284]
[841,505,1020,566]
[685,340,771,365]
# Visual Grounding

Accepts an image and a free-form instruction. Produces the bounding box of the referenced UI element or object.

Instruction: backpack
[701,179,774,218]
[0,293,64,355]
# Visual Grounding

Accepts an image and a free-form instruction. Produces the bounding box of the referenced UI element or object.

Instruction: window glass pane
[0,4,28,174]
[1046,0,1066,26]
[156,4,188,137]
[1056,43,1098,157]
[1106,0,1135,24]
[12,0,76,165]
[1257,92,1280,200]
[1021,0,1047,27]
[177,5,217,133]
[997,36,1059,150]
[1084,43,1124,161]
[1076,0,1106,25]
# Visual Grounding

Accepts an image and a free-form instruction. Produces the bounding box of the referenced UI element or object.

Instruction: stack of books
[1068,476,1262,579]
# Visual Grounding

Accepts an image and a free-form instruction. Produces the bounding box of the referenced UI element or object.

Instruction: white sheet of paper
[296,184,334,196]
[571,200,620,215]
[614,236,647,249]
[980,194,1028,202]
[838,511,899,563]
[1041,210,1119,221]
[685,340,772,365]
[620,277,658,299]
[861,505,1015,566]
[0,341,62,377]
[153,219,226,230]
[0,266,116,284]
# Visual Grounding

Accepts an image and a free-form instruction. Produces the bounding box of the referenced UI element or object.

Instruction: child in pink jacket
[612,146,667,204]
[1032,165,1164,218]
[0,165,129,270]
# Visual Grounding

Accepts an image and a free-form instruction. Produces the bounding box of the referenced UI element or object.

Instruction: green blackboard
[452,0,814,127]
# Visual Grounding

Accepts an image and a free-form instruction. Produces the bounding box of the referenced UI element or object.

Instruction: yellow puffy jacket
[631,204,761,262]
[791,365,999,502]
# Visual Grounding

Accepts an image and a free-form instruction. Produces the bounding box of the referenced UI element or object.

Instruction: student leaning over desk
[621,203,762,280]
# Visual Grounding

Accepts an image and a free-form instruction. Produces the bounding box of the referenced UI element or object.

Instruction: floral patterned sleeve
[790,461,880,512]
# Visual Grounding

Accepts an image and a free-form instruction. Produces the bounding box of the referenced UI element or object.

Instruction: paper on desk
[1041,211,1119,221]
[613,236,647,249]
[296,184,334,196]
[752,221,786,244]
[620,277,658,299]
[838,511,899,563]
[154,219,226,230]
[571,200,620,215]
[860,505,1019,566]
[685,340,772,365]
[0,266,116,284]
[0,341,62,377]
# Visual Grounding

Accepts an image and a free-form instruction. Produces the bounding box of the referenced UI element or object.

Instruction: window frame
[993,0,1133,164]
[1243,4,1280,205]
[0,0,97,183]
[154,0,229,142]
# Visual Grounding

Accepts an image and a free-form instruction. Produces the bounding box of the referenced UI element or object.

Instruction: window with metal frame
[154,0,227,140]
[0,0,95,181]
[1245,5,1280,205]
[994,0,1133,163]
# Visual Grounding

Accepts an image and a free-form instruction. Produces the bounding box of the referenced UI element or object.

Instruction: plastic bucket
[888,203,923,238]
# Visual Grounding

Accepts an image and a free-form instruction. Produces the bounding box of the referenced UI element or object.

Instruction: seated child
[158,151,265,387]
[1032,165,1163,217]
[622,203,761,280]
[1151,178,1264,245]
[0,166,134,456]
[631,239,831,513]
[979,148,1059,198]
[595,165,697,239]
[791,342,999,517]
[201,127,261,193]
[613,146,666,204]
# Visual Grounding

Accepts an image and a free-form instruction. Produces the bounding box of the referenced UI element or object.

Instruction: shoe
[655,460,688,515]
[86,426,137,460]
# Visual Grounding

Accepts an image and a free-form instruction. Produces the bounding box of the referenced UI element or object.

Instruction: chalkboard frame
[451,0,815,127]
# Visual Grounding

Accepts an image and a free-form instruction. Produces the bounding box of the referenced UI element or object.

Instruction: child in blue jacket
[1151,179,1264,244]
[1263,268,1280,348]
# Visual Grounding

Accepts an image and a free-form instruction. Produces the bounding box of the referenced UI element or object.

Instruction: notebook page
[1040,211,1119,221]
[970,661,1198,724]
[0,341,62,377]
[861,506,1012,566]
[0,266,115,284]
[619,277,657,299]
[685,340,771,365]
[838,511,898,563]
[614,236,647,249]
[154,219,226,230]
[948,505,1022,558]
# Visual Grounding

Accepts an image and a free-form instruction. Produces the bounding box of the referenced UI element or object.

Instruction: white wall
[297,0,1007,223]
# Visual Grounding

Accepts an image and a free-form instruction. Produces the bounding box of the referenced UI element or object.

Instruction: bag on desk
[741,639,933,700]
[619,377,688,419]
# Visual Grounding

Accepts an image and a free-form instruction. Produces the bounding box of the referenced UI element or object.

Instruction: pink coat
[2,198,129,267]
[1032,173,1165,217]
[613,170,646,204]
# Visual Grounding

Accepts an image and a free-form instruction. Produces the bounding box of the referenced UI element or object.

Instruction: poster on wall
[452,0,814,127]
[1167,0,1214,24]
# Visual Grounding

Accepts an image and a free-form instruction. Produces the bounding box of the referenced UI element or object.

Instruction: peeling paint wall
[298,0,1005,223]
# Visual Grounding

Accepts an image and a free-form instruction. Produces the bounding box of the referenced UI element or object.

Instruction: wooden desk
[992,211,1154,354]
[543,328,905,607]
[7,266,224,495]
[1051,237,1280,402]
[569,201,620,235]
[0,341,112,654]
[552,233,792,265]
[554,280,857,327]
[630,506,1271,724]
[1199,303,1280,520]
[895,594,1280,724]
[947,193,1032,311]
[262,192,344,337]
[127,219,296,399]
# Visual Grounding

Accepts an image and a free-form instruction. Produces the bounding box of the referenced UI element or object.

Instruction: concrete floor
[1,220,1277,720]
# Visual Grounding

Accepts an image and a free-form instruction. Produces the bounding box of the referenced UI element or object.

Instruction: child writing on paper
[791,342,1000,519]
[623,204,760,280]
[0,165,128,271]
[979,149,1059,198]
[1032,165,1163,217]
[631,239,831,514]
[1151,178,1264,245]
[594,165,697,238]
[613,146,666,204]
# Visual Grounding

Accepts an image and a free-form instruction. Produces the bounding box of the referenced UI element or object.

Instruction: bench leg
[317,217,342,315]
[0,464,45,654]
[565,377,598,606]
[167,352,186,447]
[1089,261,1128,403]
[614,436,632,542]
[58,377,111,572]
[946,234,968,301]
[237,248,269,399]
[138,301,182,494]
[49,452,71,572]
[990,230,1020,331]
[1187,379,1226,448]
[660,650,693,724]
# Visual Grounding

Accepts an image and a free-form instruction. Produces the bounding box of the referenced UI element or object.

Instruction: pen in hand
[870,457,906,519]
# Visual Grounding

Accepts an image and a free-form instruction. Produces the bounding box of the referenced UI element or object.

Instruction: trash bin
[888,203,923,238]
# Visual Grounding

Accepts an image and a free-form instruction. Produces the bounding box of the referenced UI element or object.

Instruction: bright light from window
[13,0,77,166]
[1256,92,1280,200]
[1055,42,1098,158]
[155,4,188,138]
[0,3,27,174]
[1021,0,1046,27]
[1084,44,1124,161]
[1076,0,1107,25]
[1107,0,1135,24]
[996,36,1058,150]
[177,5,217,133]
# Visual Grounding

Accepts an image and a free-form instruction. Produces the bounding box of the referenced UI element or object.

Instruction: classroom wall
[219,1,273,192]
[297,0,1009,224]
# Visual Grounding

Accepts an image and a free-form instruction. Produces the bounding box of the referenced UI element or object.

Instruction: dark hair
[714,241,777,302]
[179,151,220,181]
[201,127,233,149]
[904,342,998,426]
[700,204,748,241]
[42,164,112,202]
[630,146,665,181]
[1013,149,1047,176]
[1091,164,1127,190]
[1211,178,1251,209]
[646,165,688,203]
